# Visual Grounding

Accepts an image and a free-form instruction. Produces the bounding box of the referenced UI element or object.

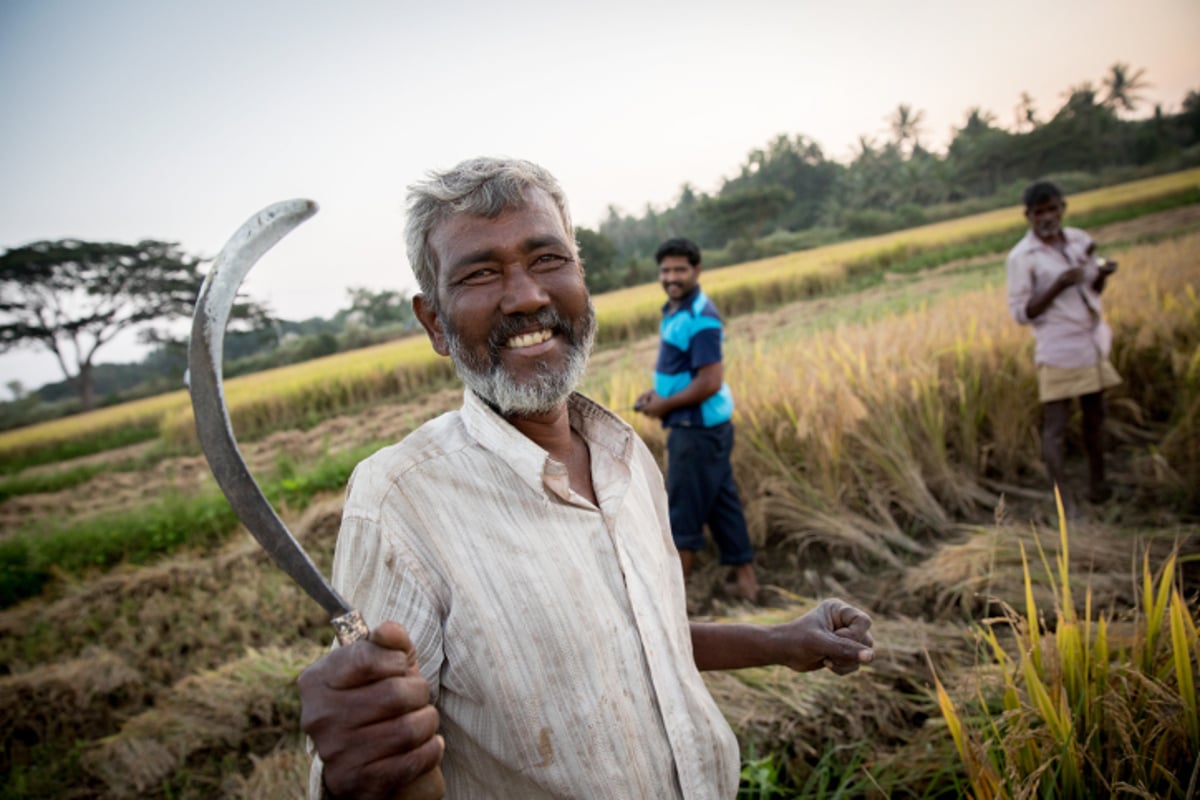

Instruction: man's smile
[505,328,553,349]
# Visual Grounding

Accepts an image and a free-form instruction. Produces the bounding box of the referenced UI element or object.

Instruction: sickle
[188,201,447,799]
[186,199,368,646]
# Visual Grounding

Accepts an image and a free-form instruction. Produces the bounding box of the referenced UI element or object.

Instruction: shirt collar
[458,389,634,505]
[661,284,702,316]
[1025,227,1070,253]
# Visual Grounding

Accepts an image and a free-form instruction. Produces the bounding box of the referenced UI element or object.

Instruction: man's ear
[413,294,449,356]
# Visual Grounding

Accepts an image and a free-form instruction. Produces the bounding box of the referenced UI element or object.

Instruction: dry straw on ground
[82,644,322,798]
[1,198,1197,797]
[0,498,344,682]
[0,648,145,773]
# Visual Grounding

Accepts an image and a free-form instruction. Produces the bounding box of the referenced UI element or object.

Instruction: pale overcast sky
[1,0,1198,395]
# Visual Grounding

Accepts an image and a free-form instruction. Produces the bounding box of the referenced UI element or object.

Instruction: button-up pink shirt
[1006,226,1113,368]
[310,390,739,799]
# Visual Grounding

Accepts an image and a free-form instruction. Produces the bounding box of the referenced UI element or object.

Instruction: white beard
[443,299,597,416]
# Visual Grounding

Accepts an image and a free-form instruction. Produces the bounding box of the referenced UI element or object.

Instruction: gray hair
[404,157,576,302]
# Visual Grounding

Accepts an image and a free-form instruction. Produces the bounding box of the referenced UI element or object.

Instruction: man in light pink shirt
[1006,180,1120,507]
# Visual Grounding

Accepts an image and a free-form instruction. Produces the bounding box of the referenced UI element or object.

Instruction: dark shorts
[665,422,754,565]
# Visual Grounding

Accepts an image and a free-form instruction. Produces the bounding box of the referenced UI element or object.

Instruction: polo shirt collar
[661,284,702,316]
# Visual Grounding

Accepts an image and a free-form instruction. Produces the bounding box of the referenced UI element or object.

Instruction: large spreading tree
[0,238,269,410]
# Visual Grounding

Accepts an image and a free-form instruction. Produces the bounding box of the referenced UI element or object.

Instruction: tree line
[578,63,1200,291]
[2,62,1197,424]
[0,275,419,429]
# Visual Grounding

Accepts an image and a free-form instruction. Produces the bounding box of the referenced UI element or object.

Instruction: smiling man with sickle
[298,156,875,800]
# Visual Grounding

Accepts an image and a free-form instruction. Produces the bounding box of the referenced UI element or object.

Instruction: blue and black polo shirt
[653,285,735,429]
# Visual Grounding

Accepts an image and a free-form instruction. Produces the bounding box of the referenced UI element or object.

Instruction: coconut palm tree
[888,103,926,156]
[1014,91,1040,131]
[1102,62,1150,115]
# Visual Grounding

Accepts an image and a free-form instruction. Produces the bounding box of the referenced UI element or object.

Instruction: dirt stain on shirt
[537,727,555,767]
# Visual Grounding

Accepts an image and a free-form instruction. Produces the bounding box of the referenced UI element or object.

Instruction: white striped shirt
[309,390,739,799]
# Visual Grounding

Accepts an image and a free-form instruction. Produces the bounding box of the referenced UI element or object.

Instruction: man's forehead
[1028,198,1064,213]
[431,190,569,255]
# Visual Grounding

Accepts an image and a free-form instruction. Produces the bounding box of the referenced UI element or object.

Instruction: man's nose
[500,265,550,315]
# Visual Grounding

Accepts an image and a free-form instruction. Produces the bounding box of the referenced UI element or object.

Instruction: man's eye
[461,268,498,284]
[534,254,568,269]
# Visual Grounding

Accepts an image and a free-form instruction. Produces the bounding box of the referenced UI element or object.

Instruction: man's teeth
[506,329,552,348]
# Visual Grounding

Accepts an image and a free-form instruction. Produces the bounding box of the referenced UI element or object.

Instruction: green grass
[0,422,160,476]
[843,187,1200,278]
[0,440,383,608]
[2,739,90,799]
[0,454,168,503]
[0,463,108,502]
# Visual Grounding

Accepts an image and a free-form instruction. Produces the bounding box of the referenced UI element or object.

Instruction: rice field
[1,181,1198,798]
[3,167,1197,469]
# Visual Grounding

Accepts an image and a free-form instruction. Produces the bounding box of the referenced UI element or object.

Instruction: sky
[1,0,1198,398]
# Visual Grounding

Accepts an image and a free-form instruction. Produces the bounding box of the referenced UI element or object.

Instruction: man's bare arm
[1025,267,1083,320]
[636,362,723,419]
[690,599,874,675]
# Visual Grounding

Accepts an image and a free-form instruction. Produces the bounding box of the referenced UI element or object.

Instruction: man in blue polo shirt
[636,237,760,602]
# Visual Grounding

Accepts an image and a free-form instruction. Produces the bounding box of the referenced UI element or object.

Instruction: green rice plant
[931,493,1200,799]
[790,742,872,799]
[739,745,790,799]
[0,491,233,608]
[737,741,874,800]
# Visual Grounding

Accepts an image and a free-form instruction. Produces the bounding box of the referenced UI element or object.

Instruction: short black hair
[655,237,701,266]
[1023,180,1064,210]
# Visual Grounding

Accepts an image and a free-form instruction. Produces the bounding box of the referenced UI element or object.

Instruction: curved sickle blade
[187,199,366,644]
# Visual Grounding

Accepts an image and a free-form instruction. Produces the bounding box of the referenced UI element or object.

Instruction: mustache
[488,308,574,352]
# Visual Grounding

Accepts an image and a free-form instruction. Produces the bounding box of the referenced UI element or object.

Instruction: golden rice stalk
[1019,540,1043,673]
[927,652,1003,800]
[1170,587,1199,748]
[1140,550,1177,674]
[1056,618,1086,715]
[1053,489,1076,625]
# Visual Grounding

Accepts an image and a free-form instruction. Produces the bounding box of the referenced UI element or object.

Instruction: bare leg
[679,549,696,581]
[1081,391,1111,502]
[729,563,760,602]
[1042,399,1072,498]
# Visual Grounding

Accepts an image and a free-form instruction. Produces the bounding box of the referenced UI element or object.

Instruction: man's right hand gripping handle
[299,621,446,800]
